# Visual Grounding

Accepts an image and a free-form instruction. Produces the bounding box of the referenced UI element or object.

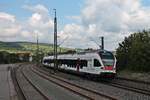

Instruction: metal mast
[36,32,39,66]
[53,9,57,72]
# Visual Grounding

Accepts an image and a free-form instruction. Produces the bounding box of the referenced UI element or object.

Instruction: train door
[87,59,93,73]
[93,59,102,74]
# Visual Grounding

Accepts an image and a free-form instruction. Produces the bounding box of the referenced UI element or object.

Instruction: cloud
[24,4,53,30]
[66,16,81,23]
[1,1,150,50]
[81,0,150,33]
[21,4,54,43]
[0,12,15,22]
[59,0,150,50]
[0,12,21,38]
[0,5,53,43]
[23,4,48,14]
[28,13,53,29]
[21,30,33,38]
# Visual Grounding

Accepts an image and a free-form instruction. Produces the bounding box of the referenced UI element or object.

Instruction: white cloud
[0,12,15,22]
[60,0,150,50]
[23,4,48,14]
[21,4,54,43]
[82,0,150,33]
[1,1,150,50]
[0,12,21,38]
[0,5,53,43]
[0,27,20,37]
[21,30,32,38]
[66,16,81,23]
[57,0,150,50]
[28,13,53,29]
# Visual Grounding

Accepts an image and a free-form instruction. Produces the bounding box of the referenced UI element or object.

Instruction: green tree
[116,30,150,72]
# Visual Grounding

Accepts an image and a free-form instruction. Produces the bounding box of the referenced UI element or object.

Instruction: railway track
[104,77,150,96]
[13,63,150,100]
[31,66,117,100]
[116,77,150,85]
[12,66,50,100]
[11,66,26,100]
[38,65,150,96]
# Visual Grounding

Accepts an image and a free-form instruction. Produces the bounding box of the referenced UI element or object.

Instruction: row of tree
[116,30,150,72]
[0,51,30,64]
[0,51,20,64]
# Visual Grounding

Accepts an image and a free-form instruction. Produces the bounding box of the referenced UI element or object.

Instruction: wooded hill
[0,41,68,54]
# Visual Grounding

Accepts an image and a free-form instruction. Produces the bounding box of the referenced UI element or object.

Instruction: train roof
[43,49,113,59]
[47,49,110,55]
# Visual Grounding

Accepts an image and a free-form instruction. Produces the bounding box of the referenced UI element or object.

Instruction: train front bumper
[100,72,116,78]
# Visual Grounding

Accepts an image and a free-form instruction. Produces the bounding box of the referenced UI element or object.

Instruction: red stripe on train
[104,66,113,70]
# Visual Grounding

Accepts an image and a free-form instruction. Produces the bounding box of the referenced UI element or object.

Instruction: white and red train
[42,50,116,78]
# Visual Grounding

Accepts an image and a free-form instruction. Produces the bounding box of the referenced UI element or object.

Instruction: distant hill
[0,41,69,54]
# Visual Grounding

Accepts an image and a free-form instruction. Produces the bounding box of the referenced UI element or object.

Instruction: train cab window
[43,60,47,63]
[99,51,114,59]
[94,59,101,67]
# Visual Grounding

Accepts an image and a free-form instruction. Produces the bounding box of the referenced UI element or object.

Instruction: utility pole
[36,32,39,66]
[53,9,57,72]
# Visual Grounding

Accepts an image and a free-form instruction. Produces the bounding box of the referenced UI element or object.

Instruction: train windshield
[99,51,115,66]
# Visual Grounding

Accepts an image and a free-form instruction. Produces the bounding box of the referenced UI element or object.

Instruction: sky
[0,0,150,50]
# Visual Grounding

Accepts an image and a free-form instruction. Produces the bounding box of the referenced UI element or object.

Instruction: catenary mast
[53,9,57,72]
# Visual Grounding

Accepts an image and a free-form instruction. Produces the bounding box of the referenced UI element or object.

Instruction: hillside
[0,41,69,54]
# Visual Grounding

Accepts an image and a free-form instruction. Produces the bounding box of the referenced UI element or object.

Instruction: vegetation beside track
[116,30,150,72]
[117,70,150,82]
[0,51,28,64]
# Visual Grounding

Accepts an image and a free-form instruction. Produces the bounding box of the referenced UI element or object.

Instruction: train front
[99,51,116,78]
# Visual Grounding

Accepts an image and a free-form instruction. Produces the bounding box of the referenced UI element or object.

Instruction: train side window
[49,59,53,64]
[94,59,101,67]
[74,60,76,68]
[81,60,87,67]
[57,59,61,66]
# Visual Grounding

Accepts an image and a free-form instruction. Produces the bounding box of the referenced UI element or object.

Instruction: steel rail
[31,66,117,100]
[20,67,51,100]
[105,82,150,96]
[11,66,26,100]
[106,78,150,96]
[38,65,150,96]
[116,77,150,85]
